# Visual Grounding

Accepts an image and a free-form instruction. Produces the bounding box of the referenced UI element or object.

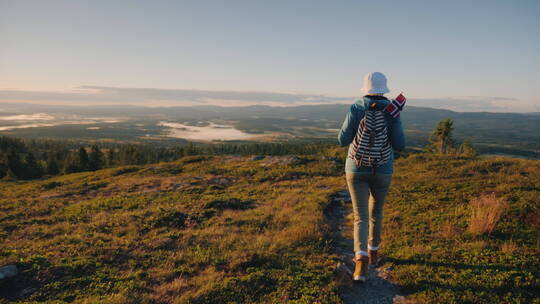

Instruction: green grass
[1,151,539,303]
[0,155,344,303]
[379,154,540,303]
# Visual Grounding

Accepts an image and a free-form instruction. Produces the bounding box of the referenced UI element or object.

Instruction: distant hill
[0,102,539,157]
[0,112,18,117]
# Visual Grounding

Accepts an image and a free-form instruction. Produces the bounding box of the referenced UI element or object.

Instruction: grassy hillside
[1,152,539,303]
[0,155,345,303]
[376,154,540,303]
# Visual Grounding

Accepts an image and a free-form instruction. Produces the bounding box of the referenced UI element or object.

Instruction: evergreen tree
[460,139,477,157]
[46,152,60,175]
[88,145,104,171]
[106,149,116,167]
[427,119,455,154]
[5,148,23,178]
[119,145,135,165]
[78,147,89,171]
[2,168,17,181]
[184,143,194,156]
[64,151,81,173]
[0,154,7,179]
[23,152,42,179]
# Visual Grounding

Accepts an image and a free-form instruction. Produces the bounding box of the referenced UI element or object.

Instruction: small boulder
[261,155,307,167]
[208,177,233,186]
[336,190,349,197]
[393,295,409,304]
[334,262,353,286]
[0,265,18,279]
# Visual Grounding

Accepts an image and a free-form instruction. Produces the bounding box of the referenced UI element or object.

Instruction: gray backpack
[349,102,392,169]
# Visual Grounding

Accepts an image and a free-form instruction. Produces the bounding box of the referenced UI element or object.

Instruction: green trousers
[345,172,392,256]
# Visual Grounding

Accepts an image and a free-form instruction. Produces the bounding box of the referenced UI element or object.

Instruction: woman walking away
[337,72,406,282]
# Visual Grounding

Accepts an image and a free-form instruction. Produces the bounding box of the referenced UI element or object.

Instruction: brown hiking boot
[368,250,378,266]
[353,255,369,282]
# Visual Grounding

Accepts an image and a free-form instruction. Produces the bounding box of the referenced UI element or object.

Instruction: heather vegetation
[0,154,345,303]
[1,146,539,303]
[377,154,539,303]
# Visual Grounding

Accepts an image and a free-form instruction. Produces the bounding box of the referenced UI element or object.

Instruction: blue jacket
[337,96,406,174]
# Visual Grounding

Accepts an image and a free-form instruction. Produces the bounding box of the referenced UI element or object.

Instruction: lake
[158,121,264,141]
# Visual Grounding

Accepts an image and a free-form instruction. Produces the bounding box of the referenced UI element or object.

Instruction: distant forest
[1,103,539,159]
[0,136,336,180]
[0,112,535,181]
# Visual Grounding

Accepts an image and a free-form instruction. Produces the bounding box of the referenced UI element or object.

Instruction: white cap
[361,72,390,94]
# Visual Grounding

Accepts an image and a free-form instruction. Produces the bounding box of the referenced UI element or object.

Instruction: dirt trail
[328,190,406,304]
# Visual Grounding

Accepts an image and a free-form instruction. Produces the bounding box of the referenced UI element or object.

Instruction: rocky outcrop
[260,155,307,167]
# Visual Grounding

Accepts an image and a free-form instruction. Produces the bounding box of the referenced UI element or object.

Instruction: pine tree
[184,143,194,156]
[88,145,104,171]
[2,168,17,181]
[5,148,23,178]
[119,145,135,165]
[460,139,477,157]
[23,152,42,179]
[78,147,89,171]
[427,119,455,154]
[46,152,60,175]
[64,151,81,173]
[106,149,116,167]
[0,153,7,179]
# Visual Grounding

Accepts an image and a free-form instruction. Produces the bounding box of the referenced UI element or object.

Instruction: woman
[337,72,406,282]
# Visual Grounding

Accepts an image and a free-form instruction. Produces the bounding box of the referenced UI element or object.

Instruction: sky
[1,0,539,112]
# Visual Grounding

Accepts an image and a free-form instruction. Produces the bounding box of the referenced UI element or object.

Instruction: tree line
[0,137,334,180]
[0,118,476,181]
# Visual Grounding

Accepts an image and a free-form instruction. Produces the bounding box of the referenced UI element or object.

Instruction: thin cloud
[0,86,536,112]
[462,96,518,102]
[412,96,538,112]
[0,86,351,105]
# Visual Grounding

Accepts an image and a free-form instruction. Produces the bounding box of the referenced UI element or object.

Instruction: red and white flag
[385,93,406,118]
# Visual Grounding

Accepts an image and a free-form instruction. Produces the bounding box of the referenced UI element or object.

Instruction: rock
[393,295,408,304]
[332,189,351,203]
[334,262,353,287]
[335,262,352,276]
[41,181,62,190]
[142,189,163,193]
[20,287,38,297]
[260,155,307,167]
[322,156,342,165]
[0,265,18,279]
[332,196,352,204]
[208,177,233,186]
[337,190,349,197]
[332,197,344,203]
[221,155,244,162]
[171,183,188,189]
